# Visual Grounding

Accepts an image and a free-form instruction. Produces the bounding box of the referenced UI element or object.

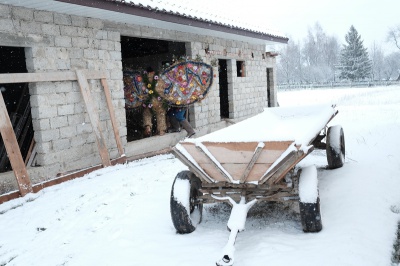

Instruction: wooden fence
[277,80,400,90]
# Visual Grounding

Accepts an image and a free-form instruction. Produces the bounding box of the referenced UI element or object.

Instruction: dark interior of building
[121,36,186,141]
[0,46,33,173]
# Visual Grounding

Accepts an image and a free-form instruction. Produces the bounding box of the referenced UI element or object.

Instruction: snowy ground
[1,86,400,266]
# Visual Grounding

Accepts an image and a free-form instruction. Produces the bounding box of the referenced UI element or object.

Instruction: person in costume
[142,67,167,137]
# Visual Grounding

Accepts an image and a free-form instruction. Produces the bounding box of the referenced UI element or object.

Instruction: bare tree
[370,42,384,81]
[387,25,400,50]
[302,22,340,82]
[382,52,400,80]
[277,38,303,84]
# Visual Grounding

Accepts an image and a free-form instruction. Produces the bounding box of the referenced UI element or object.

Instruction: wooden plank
[261,147,314,185]
[171,148,213,183]
[194,141,293,164]
[0,92,32,196]
[195,144,233,183]
[0,70,106,84]
[75,70,111,167]
[240,142,264,183]
[179,143,228,182]
[258,150,298,185]
[100,78,124,157]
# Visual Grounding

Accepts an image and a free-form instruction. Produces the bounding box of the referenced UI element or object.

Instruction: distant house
[0,0,288,194]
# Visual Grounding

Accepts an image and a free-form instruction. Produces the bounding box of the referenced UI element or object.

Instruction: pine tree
[338,26,372,81]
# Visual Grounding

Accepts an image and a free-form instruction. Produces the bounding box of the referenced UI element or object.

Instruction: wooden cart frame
[169,105,345,266]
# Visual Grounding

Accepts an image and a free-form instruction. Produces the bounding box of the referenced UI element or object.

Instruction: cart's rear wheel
[170,170,203,234]
[298,165,322,233]
[326,125,345,169]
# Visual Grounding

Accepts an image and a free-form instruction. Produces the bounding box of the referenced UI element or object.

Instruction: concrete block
[57,104,75,116]
[68,48,83,59]
[71,58,87,69]
[95,30,107,40]
[76,122,93,134]
[87,18,103,29]
[20,21,42,34]
[115,42,121,52]
[30,94,49,107]
[72,37,89,48]
[67,113,85,126]
[107,31,120,41]
[35,141,52,153]
[0,4,11,18]
[54,36,72,48]
[60,25,78,36]
[34,10,53,23]
[64,91,82,104]
[0,18,14,32]
[32,118,50,131]
[52,138,71,151]
[54,13,71,26]
[59,125,77,138]
[54,81,74,93]
[35,128,60,142]
[42,24,60,36]
[78,28,94,38]
[31,106,58,119]
[83,49,98,59]
[12,6,33,21]
[50,116,68,129]
[71,15,87,27]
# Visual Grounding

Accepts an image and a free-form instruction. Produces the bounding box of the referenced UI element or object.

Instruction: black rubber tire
[170,171,203,234]
[326,125,345,169]
[300,198,323,232]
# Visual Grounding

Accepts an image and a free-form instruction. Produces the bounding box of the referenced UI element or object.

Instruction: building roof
[0,0,288,45]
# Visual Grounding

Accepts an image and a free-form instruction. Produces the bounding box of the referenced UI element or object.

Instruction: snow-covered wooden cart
[170,104,345,266]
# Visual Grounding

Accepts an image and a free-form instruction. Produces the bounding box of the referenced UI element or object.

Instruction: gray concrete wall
[0,3,278,193]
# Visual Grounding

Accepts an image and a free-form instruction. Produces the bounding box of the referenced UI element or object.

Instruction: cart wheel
[326,125,345,169]
[170,170,203,234]
[300,198,322,232]
[298,165,322,233]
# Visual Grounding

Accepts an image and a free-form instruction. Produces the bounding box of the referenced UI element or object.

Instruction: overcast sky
[204,0,400,53]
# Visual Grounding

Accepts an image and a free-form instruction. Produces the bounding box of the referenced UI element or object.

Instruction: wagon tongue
[215,197,257,266]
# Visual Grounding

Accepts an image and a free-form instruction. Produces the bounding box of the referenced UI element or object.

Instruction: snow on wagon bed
[170,104,345,266]
[174,104,339,185]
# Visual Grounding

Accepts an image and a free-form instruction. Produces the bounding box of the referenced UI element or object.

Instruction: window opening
[236,60,245,77]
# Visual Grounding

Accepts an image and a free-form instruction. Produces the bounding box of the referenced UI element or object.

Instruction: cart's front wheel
[326,125,345,169]
[170,171,203,234]
[299,165,322,233]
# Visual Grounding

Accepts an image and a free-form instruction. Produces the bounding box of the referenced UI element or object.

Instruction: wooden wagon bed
[173,105,338,186]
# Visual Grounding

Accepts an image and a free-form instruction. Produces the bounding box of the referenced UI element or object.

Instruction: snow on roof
[112,0,286,39]
[185,105,337,146]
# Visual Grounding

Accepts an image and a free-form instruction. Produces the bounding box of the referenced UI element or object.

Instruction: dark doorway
[0,46,33,173]
[218,59,229,118]
[267,68,273,107]
[121,36,186,141]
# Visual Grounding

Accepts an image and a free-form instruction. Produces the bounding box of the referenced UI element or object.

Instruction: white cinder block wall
[0,3,277,192]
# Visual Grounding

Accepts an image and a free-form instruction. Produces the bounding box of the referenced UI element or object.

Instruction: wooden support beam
[0,92,32,196]
[195,144,233,183]
[100,78,124,157]
[239,142,264,183]
[0,70,106,84]
[75,70,111,167]
[171,147,213,183]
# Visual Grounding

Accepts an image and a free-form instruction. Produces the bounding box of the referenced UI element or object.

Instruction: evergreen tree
[339,26,372,81]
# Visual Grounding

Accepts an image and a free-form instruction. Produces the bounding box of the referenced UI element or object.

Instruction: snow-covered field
[1,86,400,266]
